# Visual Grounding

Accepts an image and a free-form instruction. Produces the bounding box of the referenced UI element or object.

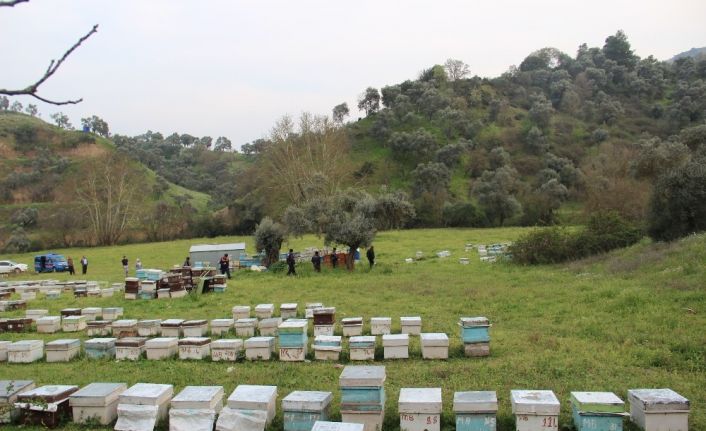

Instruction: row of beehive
[0,369,690,431]
[2,280,120,300]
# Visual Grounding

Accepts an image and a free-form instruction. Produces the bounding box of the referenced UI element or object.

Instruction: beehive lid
[183,319,208,327]
[510,390,560,415]
[37,316,61,324]
[227,385,277,410]
[46,339,81,350]
[82,307,102,314]
[161,319,184,327]
[305,303,324,309]
[349,336,376,347]
[179,337,211,346]
[420,333,449,347]
[8,340,43,351]
[171,386,223,409]
[244,336,275,348]
[283,391,333,411]
[255,303,274,312]
[211,318,234,326]
[279,319,308,333]
[87,320,110,327]
[124,277,139,282]
[312,421,364,431]
[212,339,243,349]
[62,308,81,313]
[400,316,421,325]
[399,388,442,413]
[259,317,283,328]
[70,383,127,407]
[453,391,498,413]
[314,335,342,345]
[234,318,258,327]
[570,392,623,413]
[313,307,335,315]
[339,366,386,387]
[85,338,117,349]
[627,389,689,412]
[112,319,138,327]
[27,309,48,316]
[460,317,490,327]
[232,305,251,312]
[18,385,78,403]
[63,315,86,322]
[116,337,148,348]
[0,341,10,349]
[280,303,297,310]
[0,380,35,402]
[371,317,391,324]
[145,337,178,348]
[383,334,409,346]
[120,383,173,405]
[137,319,161,327]
[341,317,363,325]
[104,307,123,314]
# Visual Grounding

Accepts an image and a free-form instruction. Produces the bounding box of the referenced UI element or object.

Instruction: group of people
[55,255,88,275]
[286,245,376,275]
[119,256,142,277]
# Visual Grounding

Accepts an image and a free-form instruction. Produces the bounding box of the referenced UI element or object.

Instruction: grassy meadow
[1,228,704,430]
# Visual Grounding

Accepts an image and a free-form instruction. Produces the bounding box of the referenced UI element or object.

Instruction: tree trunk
[265,248,280,268]
[345,244,358,271]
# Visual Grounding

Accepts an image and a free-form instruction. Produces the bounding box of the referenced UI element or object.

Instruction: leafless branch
[0,24,98,105]
[0,0,30,7]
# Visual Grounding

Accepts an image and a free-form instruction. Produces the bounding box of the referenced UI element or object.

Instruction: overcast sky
[2,0,705,147]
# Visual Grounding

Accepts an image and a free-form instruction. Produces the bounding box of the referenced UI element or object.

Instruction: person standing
[286,249,296,276]
[67,256,75,275]
[183,256,191,267]
[121,256,129,277]
[135,258,142,271]
[311,251,322,272]
[331,247,339,269]
[366,246,375,269]
[81,256,88,274]
[219,253,231,279]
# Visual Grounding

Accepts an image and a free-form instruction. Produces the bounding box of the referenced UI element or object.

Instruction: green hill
[0,111,211,251]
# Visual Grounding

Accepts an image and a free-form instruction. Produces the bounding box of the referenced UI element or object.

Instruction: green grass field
[1,228,704,430]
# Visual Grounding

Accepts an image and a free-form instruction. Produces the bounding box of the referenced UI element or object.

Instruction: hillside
[0,111,212,251]
[670,46,706,62]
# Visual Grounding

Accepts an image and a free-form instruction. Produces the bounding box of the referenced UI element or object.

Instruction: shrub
[442,202,488,227]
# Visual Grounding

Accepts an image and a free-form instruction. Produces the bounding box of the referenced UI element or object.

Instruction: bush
[442,202,488,227]
[268,261,288,273]
[511,211,643,264]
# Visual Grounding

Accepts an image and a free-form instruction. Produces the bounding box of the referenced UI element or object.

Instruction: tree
[357,87,380,116]
[24,104,38,116]
[50,112,73,129]
[648,160,706,241]
[10,101,23,112]
[254,217,287,267]
[411,162,451,197]
[443,59,471,81]
[81,115,110,137]
[332,102,350,124]
[528,94,553,129]
[75,153,142,245]
[389,129,438,161]
[0,95,8,110]
[10,206,38,228]
[472,166,523,225]
[630,136,690,179]
[214,136,232,152]
[373,188,415,230]
[3,227,30,253]
[602,30,636,68]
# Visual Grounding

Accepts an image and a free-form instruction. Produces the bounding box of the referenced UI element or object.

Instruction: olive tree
[357,87,380,116]
[472,166,523,226]
[332,102,350,123]
[254,217,287,267]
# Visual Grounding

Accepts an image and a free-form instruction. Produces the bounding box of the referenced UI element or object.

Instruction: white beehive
[305,303,324,319]
[0,341,9,362]
[182,319,208,337]
[314,335,342,361]
[232,305,251,320]
[115,337,147,361]
[210,318,234,336]
[81,307,102,321]
[339,366,386,431]
[420,333,449,359]
[259,317,283,337]
[36,316,61,333]
[0,380,35,423]
[45,339,81,362]
[62,315,87,332]
[227,385,278,425]
[399,388,442,431]
[170,385,224,431]
[7,340,43,363]
[245,336,275,360]
[234,318,258,338]
[349,336,376,361]
[112,319,139,338]
[211,339,243,362]
[86,320,112,337]
[383,334,409,359]
[25,309,48,321]
[280,303,298,319]
[400,317,422,335]
[103,307,123,321]
[70,382,126,425]
[178,337,211,360]
[255,303,275,319]
[137,319,161,337]
[160,319,184,337]
[510,390,560,431]
[145,337,178,360]
[115,383,173,430]
[312,421,365,431]
[627,388,689,431]
[370,317,391,335]
[342,317,364,337]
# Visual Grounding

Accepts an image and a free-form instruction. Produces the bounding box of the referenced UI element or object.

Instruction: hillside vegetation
[1,228,704,430]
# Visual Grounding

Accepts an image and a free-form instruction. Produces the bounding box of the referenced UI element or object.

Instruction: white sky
[2,0,705,147]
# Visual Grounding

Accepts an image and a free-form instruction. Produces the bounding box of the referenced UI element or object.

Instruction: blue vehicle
[34,253,69,273]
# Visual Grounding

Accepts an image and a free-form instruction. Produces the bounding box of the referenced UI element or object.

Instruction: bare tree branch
[0,0,30,7]
[0,24,98,105]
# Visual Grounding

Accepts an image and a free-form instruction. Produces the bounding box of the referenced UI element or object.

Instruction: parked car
[0,260,29,274]
[34,253,69,273]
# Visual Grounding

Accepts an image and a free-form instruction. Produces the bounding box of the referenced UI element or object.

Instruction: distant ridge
[669,46,706,62]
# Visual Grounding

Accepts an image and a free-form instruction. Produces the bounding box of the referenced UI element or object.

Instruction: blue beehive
[283,391,332,431]
[571,392,625,431]
[454,391,498,431]
[84,338,116,359]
